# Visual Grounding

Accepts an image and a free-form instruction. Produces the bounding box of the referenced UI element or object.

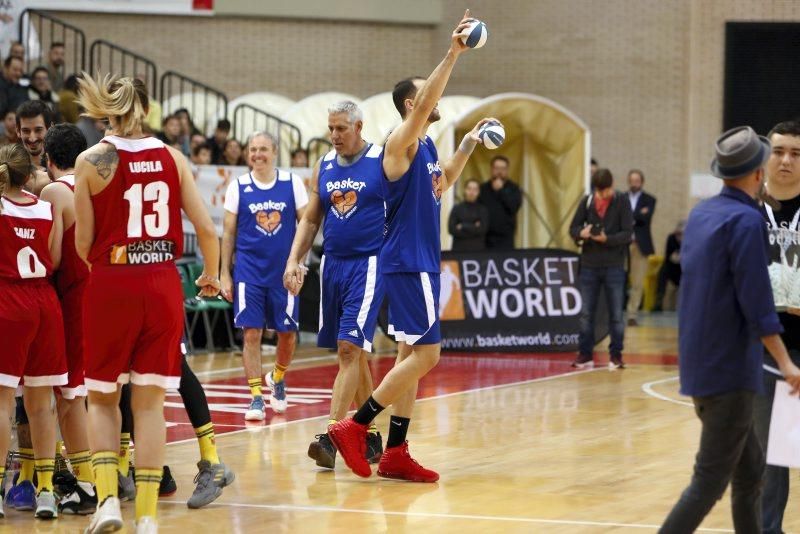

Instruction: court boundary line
[159,500,732,532]
[641,375,692,407]
[167,366,604,447]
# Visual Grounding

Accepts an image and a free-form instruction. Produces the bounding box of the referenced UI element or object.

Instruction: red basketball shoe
[327,419,371,478]
[377,442,439,483]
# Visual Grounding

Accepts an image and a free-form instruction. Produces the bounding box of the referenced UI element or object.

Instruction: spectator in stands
[590,158,599,176]
[8,41,23,61]
[190,133,206,154]
[449,178,489,251]
[191,143,212,166]
[158,114,184,152]
[57,74,80,124]
[221,138,244,166]
[0,109,17,145]
[0,55,28,114]
[569,168,633,370]
[27,67,60,118]
[45,42,65,91]
[478,155,522,249]
[654,219,684,312]
[175,108,201,137]
[291,147,309,168]
[208,119,231,164]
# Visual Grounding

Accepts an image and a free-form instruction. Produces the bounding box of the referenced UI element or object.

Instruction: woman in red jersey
[73,75,220,534]
[0,143,68,519]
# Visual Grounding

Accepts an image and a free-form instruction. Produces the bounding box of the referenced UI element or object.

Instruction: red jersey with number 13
[0,194,54,281]
[88,136,183,267]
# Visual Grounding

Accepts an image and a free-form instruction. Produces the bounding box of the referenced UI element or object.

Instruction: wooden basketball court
[2,314,797,533]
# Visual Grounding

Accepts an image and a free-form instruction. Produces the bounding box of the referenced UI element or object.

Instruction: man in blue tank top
[284,101,385,470]
[220,132,308,421]
[329,9,501,482]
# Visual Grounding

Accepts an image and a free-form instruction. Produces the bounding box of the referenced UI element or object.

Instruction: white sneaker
[35,490,58,519]
[266,371,288,414]
[84,496,123,533]
[0,497,4,518]
[244,396,266,421]
[136,516,158,533]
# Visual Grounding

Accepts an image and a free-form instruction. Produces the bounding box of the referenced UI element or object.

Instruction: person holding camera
[569,168,633,370]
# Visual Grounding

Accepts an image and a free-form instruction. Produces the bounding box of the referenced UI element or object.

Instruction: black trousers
[660,390,763,534]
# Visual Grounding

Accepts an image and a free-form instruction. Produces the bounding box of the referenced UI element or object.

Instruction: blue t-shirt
[233,170,298,287]
[381,136,442,273]
[318,144,386,258]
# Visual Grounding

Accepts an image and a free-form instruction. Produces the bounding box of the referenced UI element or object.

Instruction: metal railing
[18,9,86,80]
[306,136,333,164]
[89,40,157,98]
[160,71,228,135]
[232,103,302,166]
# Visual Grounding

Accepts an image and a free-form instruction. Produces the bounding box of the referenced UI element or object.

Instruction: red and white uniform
[0,194,67,389]
[84,136,184,393]
[52,175,90,399]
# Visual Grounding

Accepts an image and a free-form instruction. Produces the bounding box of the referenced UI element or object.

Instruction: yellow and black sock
[272,363,288,383]
[327,419,337,429]
[68,450,95,484]
[34,458,55,493]
[134,468,162,520]
[368,423,379,435]
[118,433,132,477]
[18,447,34,482]
[194,423,220,465]
[248,378,263,398]
[92,451,119,502]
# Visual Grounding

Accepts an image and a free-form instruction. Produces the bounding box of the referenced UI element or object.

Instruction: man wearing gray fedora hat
[660,126,800,534]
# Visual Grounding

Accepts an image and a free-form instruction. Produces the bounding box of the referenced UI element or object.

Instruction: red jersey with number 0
[88,136,183,267]
[0,194,54,281]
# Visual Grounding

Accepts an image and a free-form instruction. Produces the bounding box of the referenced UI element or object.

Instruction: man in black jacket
[478,155,522,249]
[626,169,656,326]
[449,178,489,251]
[569,169,633,369]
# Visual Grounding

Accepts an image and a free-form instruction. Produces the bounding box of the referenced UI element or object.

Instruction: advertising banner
[439,249,583,353]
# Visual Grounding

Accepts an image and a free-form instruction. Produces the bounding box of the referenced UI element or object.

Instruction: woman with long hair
[74,74,220,534]
[0,143,68,519]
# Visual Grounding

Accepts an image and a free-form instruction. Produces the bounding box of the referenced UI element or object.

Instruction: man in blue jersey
[284,101,385,469]
[221,132,308,421]
[327,9,499,482]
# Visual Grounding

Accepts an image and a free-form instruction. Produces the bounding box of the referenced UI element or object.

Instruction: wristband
[458,135,477,155]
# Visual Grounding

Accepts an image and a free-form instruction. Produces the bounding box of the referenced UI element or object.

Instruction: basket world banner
[439,249,583,352]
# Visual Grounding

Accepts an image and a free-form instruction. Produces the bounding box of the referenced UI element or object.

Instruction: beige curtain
[440,94,589,251]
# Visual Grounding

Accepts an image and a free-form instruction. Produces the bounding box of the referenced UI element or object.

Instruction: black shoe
[159,465,177,497]
[609,356,626,370]
[627,318,638,327]
[308,434,336,469]
[571,354,594,369]
[366,432,383,464]
[58,480,97,515]
[53,469,77,498]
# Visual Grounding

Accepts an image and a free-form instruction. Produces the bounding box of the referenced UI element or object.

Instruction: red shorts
[83,264,183,393]
[58,279,87,399]
[0,279,67,388]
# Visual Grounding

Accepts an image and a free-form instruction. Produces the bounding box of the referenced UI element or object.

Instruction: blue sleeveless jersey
[381,136,442,273]
[234,170,297,287]
[318,143,386,258]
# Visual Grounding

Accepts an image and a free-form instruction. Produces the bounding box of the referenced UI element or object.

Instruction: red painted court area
[164,353,581,443]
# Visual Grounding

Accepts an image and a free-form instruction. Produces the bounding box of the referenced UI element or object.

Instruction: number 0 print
[17,247,46,279]
[123,181,170,238]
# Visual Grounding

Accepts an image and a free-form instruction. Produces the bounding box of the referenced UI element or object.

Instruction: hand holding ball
[459,19,488,49]
[479,121,505,150]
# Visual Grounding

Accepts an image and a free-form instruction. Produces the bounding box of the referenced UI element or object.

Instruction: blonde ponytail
[0,144,36,214]
[77,73,149,137]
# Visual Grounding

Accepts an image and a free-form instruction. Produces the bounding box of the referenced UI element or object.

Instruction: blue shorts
[234,281,299,331]
[318,254,383,352]
[385,272,440,345]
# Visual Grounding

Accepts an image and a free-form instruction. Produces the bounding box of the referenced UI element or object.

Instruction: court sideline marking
[167,366,604,446]
[159,500,733,532]
[641,375,692,407]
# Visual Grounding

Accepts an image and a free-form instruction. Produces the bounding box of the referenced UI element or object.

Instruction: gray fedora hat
[710,126,771,180]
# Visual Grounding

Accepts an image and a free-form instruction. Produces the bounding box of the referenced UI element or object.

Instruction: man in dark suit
[626,169,656,326]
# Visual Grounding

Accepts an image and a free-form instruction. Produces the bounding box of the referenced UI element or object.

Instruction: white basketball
[459,19,488,49]
[479,121,505,150]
